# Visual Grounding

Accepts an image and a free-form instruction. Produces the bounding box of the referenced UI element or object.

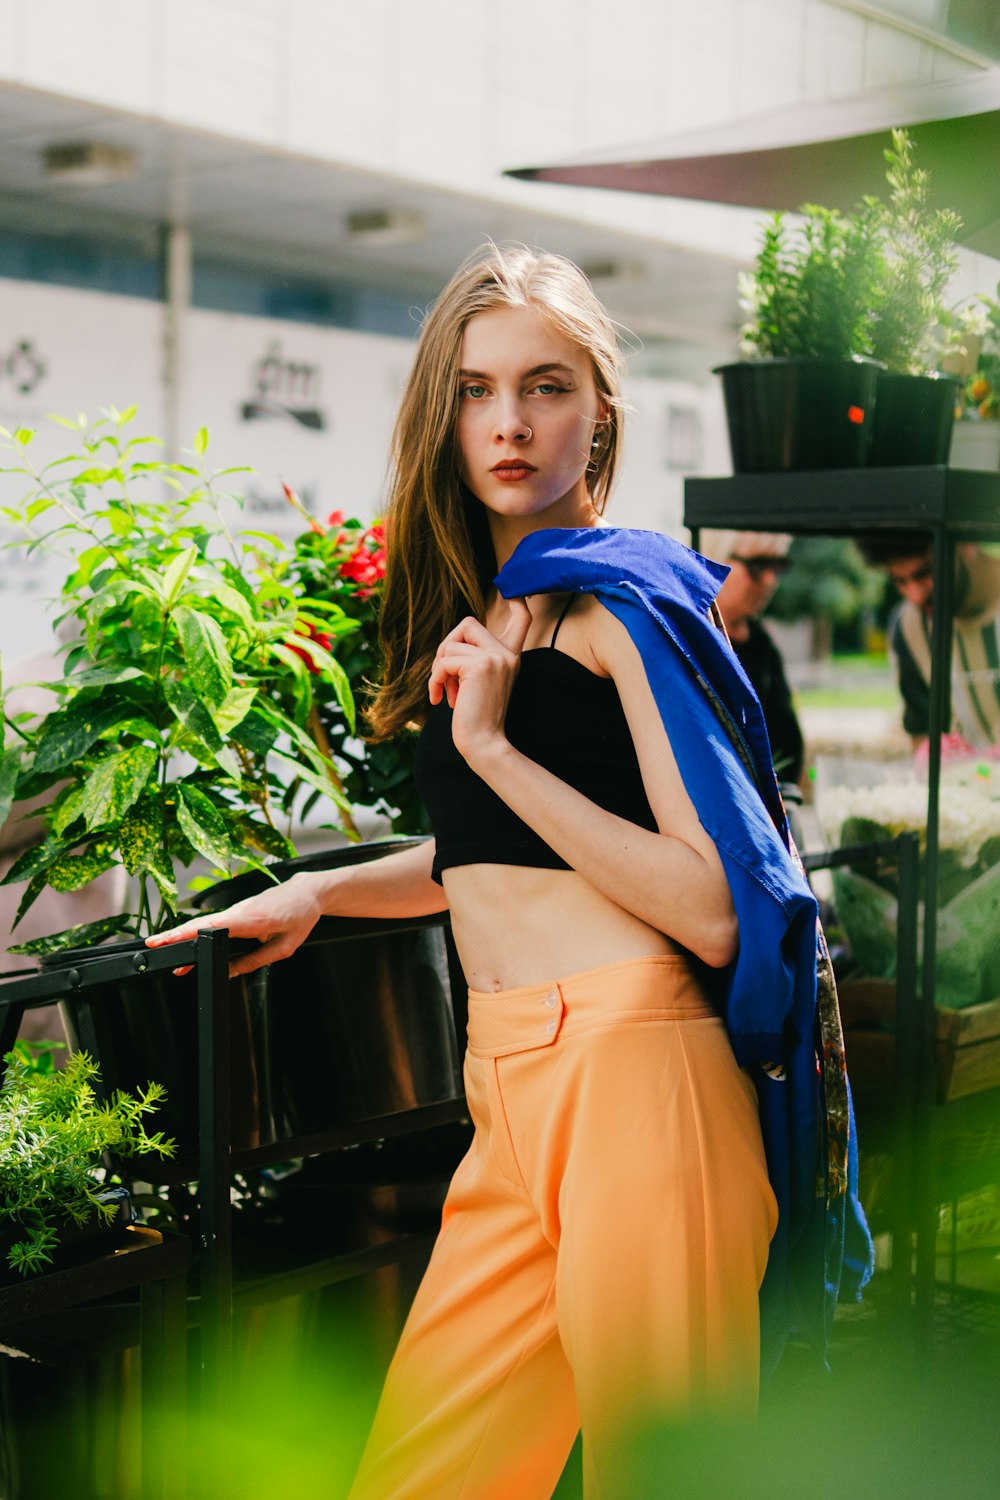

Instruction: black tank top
[413,596,659,883]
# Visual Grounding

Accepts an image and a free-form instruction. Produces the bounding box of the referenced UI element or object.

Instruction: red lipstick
[491,459,537,481]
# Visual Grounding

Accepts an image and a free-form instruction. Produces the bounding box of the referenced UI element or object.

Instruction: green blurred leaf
[162,545,198,606]
[211,685,257,736]
[193,426,209,456]
[0,742,23,833]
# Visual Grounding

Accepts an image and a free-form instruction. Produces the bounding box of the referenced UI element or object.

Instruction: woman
[149,246,868,1499]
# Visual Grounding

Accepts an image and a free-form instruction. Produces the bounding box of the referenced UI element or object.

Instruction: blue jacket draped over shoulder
[494,525,873,1373]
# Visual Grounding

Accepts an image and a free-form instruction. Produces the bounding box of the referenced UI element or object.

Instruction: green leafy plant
[866,128,961,375]
[942,281,1000,419]
[0,1045,175,1276]
[0,408,364,954]
[279,488,429,837]
[739,129,960,371]
[739,204,883,360]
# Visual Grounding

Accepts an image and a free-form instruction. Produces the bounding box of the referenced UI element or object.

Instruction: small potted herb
[0,1041,175,1277]
[719,128,961,472]
[865,129,962,466]
[721,197,884,470]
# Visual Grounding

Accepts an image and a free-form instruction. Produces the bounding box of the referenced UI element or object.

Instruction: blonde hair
[369,243,626,740]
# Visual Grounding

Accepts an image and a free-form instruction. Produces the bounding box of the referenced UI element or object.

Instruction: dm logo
[241,339,327,431]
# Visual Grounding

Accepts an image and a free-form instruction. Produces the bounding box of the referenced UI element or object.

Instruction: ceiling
[0,82,747,369]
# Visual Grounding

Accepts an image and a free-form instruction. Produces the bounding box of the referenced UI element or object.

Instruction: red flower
[338,524,387,597]
[327,508,346,528]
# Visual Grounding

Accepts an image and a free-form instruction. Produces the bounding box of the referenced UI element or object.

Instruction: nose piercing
[518,426,532,441]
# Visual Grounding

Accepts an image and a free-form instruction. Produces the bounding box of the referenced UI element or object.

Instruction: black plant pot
[868,371,960,467]
[193,839,467,1140]
[714,356,882,472]
[57,840,466,1168]
[0,1187,133,1284]
[56,945,284,1171]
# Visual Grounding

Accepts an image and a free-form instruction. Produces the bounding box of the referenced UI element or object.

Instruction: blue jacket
[495,525,873,1373]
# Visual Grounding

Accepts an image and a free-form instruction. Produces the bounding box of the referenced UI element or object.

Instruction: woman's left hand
[428,597,532,764]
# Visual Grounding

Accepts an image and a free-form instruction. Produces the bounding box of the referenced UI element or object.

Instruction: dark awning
[507,70,1000,258]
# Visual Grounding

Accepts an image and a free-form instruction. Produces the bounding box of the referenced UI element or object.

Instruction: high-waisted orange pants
[347,954,778,1500]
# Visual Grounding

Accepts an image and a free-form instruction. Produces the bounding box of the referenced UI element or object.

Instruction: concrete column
[161,223,192,463]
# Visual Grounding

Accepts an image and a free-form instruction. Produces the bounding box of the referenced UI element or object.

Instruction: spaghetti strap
[549,593,578,650]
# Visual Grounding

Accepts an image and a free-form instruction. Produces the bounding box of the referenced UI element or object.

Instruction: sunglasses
[730,554,792,582]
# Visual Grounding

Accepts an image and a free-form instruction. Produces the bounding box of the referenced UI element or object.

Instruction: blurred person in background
[858,532,1000,752]
[697,531,804,785]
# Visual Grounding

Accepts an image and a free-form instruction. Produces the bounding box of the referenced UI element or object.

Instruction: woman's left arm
[432,600,738,968]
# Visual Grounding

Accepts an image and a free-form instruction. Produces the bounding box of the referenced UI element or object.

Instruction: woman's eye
[461,384,488,399]
[532,382,564,395]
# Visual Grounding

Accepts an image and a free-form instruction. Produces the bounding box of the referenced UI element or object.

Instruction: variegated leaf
[177,784,232,871]
[80,744,158,831]
[173,606,232,706]
[46,844,117,893]
[33,698,136,775]
[119,789,164,875]
[8,913,134,956]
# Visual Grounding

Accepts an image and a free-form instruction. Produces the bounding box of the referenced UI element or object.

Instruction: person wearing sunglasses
[696,531,804,786]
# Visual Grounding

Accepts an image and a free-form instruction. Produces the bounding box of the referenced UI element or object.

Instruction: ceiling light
[43,142,137,186]
[345,209,425,246]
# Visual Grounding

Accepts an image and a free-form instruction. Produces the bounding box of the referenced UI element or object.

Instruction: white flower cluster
[820,781,1000,867]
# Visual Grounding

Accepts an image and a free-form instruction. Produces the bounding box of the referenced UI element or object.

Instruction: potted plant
[945,283,1000,471]
[720,129,961,472]
[720,198,884,471]
[0,1040,175,1277]
[865,129,962,467]
[0,412,462,1155]
[0,407,362,957]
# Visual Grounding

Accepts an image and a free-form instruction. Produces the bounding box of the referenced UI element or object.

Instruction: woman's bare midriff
[442,862,682,992]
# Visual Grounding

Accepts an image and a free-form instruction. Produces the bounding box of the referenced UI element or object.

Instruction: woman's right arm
[146,838,447,976]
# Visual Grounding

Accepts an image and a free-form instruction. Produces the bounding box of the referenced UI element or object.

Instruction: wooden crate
[838,978,1000,1104]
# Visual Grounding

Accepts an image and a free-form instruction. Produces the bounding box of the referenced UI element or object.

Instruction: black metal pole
[912,524,953,1350]
[890,831,920,1326]
[196,928,233,1414]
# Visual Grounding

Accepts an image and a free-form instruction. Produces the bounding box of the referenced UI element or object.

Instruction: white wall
[0,276,717,667]
[0,0,983,262]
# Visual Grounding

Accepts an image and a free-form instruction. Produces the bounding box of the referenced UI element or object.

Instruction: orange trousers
[347,954,777,1500]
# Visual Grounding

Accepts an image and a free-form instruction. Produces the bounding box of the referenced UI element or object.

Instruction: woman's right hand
[145,871,325,978]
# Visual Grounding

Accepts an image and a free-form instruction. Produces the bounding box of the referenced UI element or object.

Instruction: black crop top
[413,600,659,883]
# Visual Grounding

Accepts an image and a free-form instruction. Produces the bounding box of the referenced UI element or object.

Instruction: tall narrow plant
[0,408,362,954]
[867,128,961,374]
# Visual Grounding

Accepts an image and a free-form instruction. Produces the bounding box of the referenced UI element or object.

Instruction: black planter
[56,946,283,1170]
[714,357,882,472]
[868,371,960,467]
[193,839,466,1139]
[57,839,466,1167]
[0,1187,133,1283]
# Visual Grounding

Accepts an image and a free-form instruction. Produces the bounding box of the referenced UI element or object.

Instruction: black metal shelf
[685,465,1000,537]
[685,465,1000,1350]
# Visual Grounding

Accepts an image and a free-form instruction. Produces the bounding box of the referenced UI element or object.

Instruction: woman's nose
[494,401,532,443]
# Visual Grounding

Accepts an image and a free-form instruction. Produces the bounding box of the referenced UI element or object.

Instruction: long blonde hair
[368,244,626,740]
